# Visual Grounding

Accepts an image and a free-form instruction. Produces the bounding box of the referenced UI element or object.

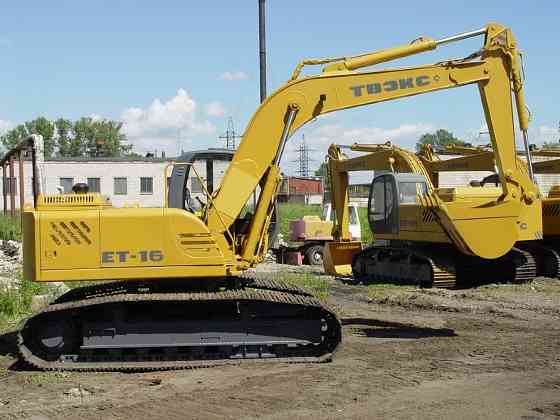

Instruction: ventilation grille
[543,204,560,217]
[38,193,110,207]
[422,209,436,223]
[177,233,216,248]
[49,220,92,246]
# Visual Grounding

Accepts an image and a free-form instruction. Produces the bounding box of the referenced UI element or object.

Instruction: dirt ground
[1,268,559,420]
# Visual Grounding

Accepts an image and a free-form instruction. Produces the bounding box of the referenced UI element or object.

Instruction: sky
[0,1,559,176]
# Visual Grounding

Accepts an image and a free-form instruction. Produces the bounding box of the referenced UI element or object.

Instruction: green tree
[314,162,331,190]
[72,117,132,157]
[1,117,56,157]
[55,118,73,157]
[415,129,470,152]
[1,117,132,158]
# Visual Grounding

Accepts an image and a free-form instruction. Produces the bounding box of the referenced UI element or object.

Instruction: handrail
[0,135,43,216]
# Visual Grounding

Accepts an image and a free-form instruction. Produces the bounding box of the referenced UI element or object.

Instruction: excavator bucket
[323,241,363,276]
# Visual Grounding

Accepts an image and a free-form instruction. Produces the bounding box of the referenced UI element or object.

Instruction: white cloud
[467,123,560,147]
[205,101,227,117]
[534,125,558,144]
[219,71,249,81]
[88,113,103,122]
[282,122,435,176]
[121,89,216,154]
[0,119,12,134]
[289,122,435,154]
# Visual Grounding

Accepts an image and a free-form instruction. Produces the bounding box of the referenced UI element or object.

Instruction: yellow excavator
[19,22,536,370]
[323,140,551,287]
[416,144,560,278]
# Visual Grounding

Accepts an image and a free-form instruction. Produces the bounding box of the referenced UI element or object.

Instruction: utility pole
[258,0,267,103]
[218,117,242,150]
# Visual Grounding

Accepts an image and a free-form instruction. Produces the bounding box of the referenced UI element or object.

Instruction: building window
[114,177,127,195]
[3,177,17,195]
[140,177,153,194]
[190,177,203,193]
[87,177,101,193]
[59,177,74,193]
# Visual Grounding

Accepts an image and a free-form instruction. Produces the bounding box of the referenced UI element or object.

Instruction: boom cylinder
[241,165,281,263]
[325,26,487,73]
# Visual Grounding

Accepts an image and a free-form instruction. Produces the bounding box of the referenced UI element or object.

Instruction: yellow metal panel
[36,265,227,282]
[99,208,165,268]
[163,207,225,266]
[22,210,37,282]
[39,210,100,270]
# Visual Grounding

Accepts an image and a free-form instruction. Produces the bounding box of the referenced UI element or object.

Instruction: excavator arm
[211,22,539,268]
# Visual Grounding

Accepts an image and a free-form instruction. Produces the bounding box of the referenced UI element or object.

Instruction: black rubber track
[18,274,341,372]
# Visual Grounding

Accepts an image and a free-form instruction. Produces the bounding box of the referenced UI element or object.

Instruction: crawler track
[18,275,341,372]
[350,244,539,289]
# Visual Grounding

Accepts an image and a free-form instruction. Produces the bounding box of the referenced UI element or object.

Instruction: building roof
[44,148,236,163]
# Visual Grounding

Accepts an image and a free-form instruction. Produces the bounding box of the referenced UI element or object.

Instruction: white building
[1,155,231,209]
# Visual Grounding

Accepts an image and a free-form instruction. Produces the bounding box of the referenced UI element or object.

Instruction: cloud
[0,119,12,134]
[121,89,216,154]
[534,125,558,144]
[219,71,249,81]
[88,113,103,122]
[289,122,435,154]
[282,122,436,176]
[467,123,559,147]
[205,101,227,117]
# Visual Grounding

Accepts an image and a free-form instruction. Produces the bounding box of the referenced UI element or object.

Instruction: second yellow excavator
[416,144,560,278]
[324,141,541,288]
[323,22,545,288]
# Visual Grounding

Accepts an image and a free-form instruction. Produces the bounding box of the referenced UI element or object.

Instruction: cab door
[368,174,399,235]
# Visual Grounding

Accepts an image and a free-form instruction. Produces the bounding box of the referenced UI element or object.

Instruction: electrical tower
[294,134,314,177]
[218,117,242,150]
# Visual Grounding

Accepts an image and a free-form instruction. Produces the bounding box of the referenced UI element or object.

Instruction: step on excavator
[20,22,533,370]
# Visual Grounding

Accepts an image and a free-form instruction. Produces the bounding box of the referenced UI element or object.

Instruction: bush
[0,272,51,329]
[0,215,21,241]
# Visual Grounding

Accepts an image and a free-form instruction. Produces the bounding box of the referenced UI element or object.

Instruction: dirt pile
[0,240,22,274]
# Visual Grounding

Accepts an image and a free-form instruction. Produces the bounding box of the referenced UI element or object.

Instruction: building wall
[0,159,230,209]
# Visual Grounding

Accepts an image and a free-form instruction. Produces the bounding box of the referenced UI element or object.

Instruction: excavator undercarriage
[19,275,340,371]
[349,243,538,289]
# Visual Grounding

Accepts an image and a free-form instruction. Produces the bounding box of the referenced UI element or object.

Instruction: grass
[0,215,21,241]
[279,272,330,301]
[22,371,72,386]
[367,283,413,301]
[0,271,52,333]
[357,207,372,244]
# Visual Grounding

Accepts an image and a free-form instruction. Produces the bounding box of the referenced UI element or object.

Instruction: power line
[218,117,242,150]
